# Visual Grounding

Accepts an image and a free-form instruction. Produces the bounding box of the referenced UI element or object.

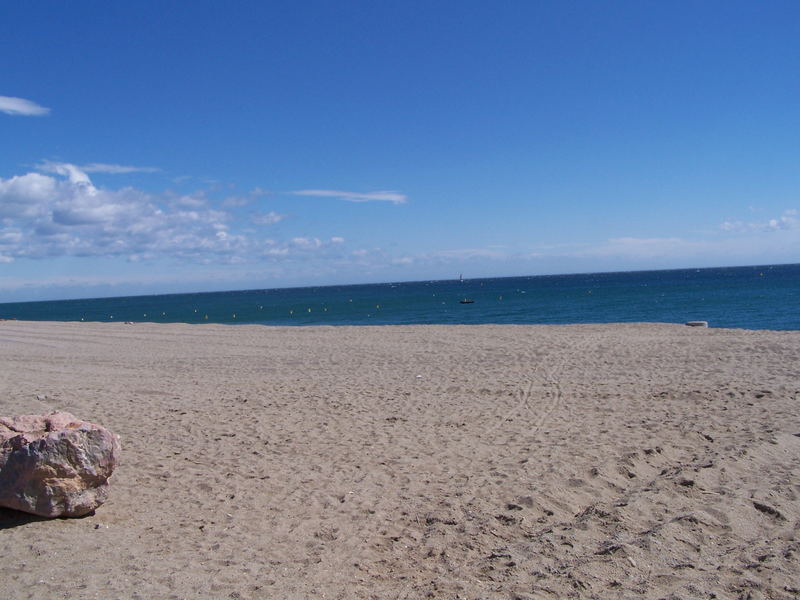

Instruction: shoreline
[2,318,796,332]
[1,320,798,599]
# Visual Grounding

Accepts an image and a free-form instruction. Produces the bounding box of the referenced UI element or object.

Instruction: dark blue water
[1,264,798,330]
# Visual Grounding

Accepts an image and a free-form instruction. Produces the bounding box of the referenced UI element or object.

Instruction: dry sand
[0,320,798,599]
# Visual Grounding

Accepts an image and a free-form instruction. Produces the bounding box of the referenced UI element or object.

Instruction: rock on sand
[0,411,120,517]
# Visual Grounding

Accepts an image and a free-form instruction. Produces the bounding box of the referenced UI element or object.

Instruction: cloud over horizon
[0,164,345,265]
[3,159,797,302]
[720,210,799,233]
[0,95,51,116]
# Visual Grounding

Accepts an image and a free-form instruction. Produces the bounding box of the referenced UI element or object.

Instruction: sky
[1,1,799,302]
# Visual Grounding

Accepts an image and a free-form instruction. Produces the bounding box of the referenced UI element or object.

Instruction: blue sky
[2,1,799,301]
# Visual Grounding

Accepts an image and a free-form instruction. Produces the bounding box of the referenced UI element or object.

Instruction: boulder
[0,411,120,517]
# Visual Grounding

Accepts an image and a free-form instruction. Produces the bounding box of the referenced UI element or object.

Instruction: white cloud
[0,173,57,218]
[0,164,358,268]
[291,189,407,205]
[252,211,286,226]
[80,163,160,174]
[720,210,799,233]
[0,164,238,262]
[168,193,208,209]
[290,236,323,250]
[42,162,93,185]
[0,96,51,116]
[288,236,345,252]
[38,160,159,176]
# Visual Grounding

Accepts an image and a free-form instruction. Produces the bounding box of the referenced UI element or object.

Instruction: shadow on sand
[0,507,94,530]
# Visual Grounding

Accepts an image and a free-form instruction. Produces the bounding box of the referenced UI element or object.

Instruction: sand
[0,320,798,599]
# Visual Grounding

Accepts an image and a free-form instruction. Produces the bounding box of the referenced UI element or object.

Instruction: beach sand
[0,320,798,599]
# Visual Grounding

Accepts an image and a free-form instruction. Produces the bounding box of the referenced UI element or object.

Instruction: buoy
[308,308,312,312]
[232,313,236,318]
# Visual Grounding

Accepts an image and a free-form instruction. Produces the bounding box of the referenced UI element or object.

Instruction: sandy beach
[0,320,798,599]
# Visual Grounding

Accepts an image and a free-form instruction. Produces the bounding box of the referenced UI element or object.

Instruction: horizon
[1,260,793,306]
[3,2,800,303]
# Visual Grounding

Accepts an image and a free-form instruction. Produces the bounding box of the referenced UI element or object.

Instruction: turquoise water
[1,264,798,330]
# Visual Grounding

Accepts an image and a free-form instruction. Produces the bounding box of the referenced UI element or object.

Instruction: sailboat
[458,274,474,303]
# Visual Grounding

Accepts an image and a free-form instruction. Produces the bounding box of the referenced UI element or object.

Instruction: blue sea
[1,264,799,330]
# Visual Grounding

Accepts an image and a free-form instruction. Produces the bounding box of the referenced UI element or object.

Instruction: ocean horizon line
[2,260,797,307]
[1,263,798,331]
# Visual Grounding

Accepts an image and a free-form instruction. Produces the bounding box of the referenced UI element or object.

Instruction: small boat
[459,298,474,304]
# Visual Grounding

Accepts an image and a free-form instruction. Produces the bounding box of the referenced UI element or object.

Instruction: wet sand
[0,320,798,599]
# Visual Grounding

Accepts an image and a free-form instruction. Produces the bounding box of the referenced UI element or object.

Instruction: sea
[1,264,799,330]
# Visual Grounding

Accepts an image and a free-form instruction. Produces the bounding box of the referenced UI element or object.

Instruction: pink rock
[0,411,120,517]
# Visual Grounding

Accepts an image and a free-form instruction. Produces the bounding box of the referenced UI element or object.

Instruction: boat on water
[459,298,474,304]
